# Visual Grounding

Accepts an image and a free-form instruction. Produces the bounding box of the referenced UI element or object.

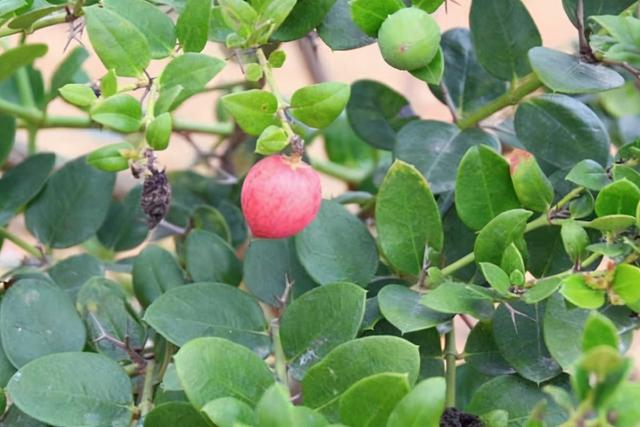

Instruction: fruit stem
[456,73,543,129]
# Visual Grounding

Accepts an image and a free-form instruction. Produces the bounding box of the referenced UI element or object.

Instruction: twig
[439,81,459,123]
[297,34,328,83]
[576,0,596,62]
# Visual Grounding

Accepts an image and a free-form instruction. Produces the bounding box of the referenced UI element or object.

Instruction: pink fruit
[241,155,322,239]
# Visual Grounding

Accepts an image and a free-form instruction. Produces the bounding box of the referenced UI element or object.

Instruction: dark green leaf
[0,44,47,83]
[97,186,148,251]
[465,321,515,376]
[349,0,404,36]
[272,0,336,41]
[526,225,573,277]
[562,0,635,27]
[0,115,16,167]
[143,402,210,427]
[323,114,376,181]
[295,200,377,286]
[144,282,269,353]
[48,253,104,301]
[47,47,89,103]
[378,285,451,333]
[25,156,115,248]
[469,0,541,80]
[317,0,375,51]
[184,229,242,285]
[133,245,184,307]
[7,352,133,427]
[176,0,211,52]
[387,377,445,427]
[566,159,610,191]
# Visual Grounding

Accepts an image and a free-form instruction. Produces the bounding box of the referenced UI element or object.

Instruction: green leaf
[218,0,257,39]
[0,153,55,225]
[174,337,275,408]
[595,179,640,217]
[144,282,269,353]
[256,125,288,155]
[90,94,142,133]
[58,84,97,108]
[529,47,624,94]
[566,159,610,191]
[523,277,561,304]
[143,402,210,427]
[421,281,495,321]
[469,0,541,80]
[272,0,337,41]
[184,230,242,285]
[201,397,256,427]
[468,375,567,426]
[378,285,451,333]
[587,214,636,231]
[323,114,376,182]
[101,69,118,98]
[48,47,89,103]
[349,0,404,37]
[221,90,279,136]
[583,311,619,352]
[133,245,184,307]
[543,292,591,371]
[7,352,133,427]
[612,164,640,188]
[511,156,554,212]
[387,377,446,427]
[87,142,134,173]
[479,263,511,296]
[191,205,232,243]
[255,0,297,34]
[146,112,172,151]
[77,277,145,362]
[376,160,442,275]
[410,47,444,85]
[243,237,318,306]
[302,336,419,419]
[560,274,605,309]
[562,0,636,27]
[176,0,211,52]
[493,302,562,383]
[0,278,86,368]
[290,82,350,129]
[474,209,532,266]
[317,0,375,51]
[255,383,295,427]
[606,382,640,427]
[346,80,414,150]
[84,5,150,77]
[600,82,640,118]
[8,5,62,29]
[104,0,176,59]
[560,221,589,263]
[280,282,365,379]
[514,94,610,169]
[0,115,16,167]
[157,53,225,112]
[612,264,640,306]
[0,44,47,83]
[456,146,521,230]
[25,156,115,248]
[48,254,105,301]
[395,121,499,194]
[464,321,515,376]
[339,373,410,427]
[295,200,377,286]
[0,406,44,426]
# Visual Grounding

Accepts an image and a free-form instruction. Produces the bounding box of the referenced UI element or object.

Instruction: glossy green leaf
[84,5,150,77]
[587,214,636,231]
[479,263,511,296]
[201,397,256,427]
[514,94,610,169]
[221,90,278,136]
[566,159,610,191]
[272,0,336,41]
[464,321,515,376]
[25,156,115,248]
[176,0,211,52]
[98,186,148,251]
[146,112,172,151]
[395,121,499,194]
[317,0,375,51]
[583,312,620,354]
[612,264,640,306]
[58,84,97,108]
[7,352,133,427]
[612,164,640,188]
[0,278,86,368]
[346,80,414,150]
[386,377,445,427]
[295,200,378,286]
[90,94,142,133]
[0,153,54,225]
[595,179,640,217]
[376,160,442,275]
[143,402,210,427]
[469,0,541,80]
[560,274,605,309]
[0,44,47,83]
[280,282,365,379]
[302,336,419,419]
[493,302,562,383]
[511,156,554,212]
[339,373,410,427]
[77,277,145,362]
[243,237,318,306]
[421,281,494,321]
[456,145,520,230]
[157,53,225,112]
[86,142,133,172]
[48,253,105,301]
[560,221,589,263]
[133,245,184,307]
[349,0,404,36]
[529,47,624,94]
[184,229,242,286]
[255,125,288,155]
[174,337,274,408]
[144,282,268,353]
[378,285,450,333]
[474,209,532,266]
[290,82,350,129]
[255,383,295,427]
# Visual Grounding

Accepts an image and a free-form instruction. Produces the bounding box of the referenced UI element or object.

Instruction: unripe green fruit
[377,7,441,71]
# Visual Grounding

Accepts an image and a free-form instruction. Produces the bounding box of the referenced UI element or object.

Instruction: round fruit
[377,7,441,71]
[241,155,322,239]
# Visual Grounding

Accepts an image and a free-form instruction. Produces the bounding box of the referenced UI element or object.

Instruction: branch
[444,328,457,408]
[0,11,77,38]
[0,227,44,261]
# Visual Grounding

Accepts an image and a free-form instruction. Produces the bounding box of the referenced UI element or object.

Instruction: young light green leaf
[146,112,172,151]
[58,84,97,108]
[560,274,605,309]
[221,90,279,136]
[349,0,405,37]
[612,264,640,306]
[256,125,288,155]
[219,0,258,38]
[376,160,443,275]
[101,69,118,97]
[583,311,619,352]
[201,397,256,427]
[90,94,142,133]
[177,0,211,52]
[86,142,134,172]
[595,179,640,217]
[290,82,350,129]
[511,155,554,212]
[386,377,446,427]
[560,221,589,263]
[84,5,150,77]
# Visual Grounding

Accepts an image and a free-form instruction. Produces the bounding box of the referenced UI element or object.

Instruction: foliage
[0,0,638,426]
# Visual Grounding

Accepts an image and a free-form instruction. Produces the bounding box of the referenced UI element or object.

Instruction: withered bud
[138,149,171,229]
